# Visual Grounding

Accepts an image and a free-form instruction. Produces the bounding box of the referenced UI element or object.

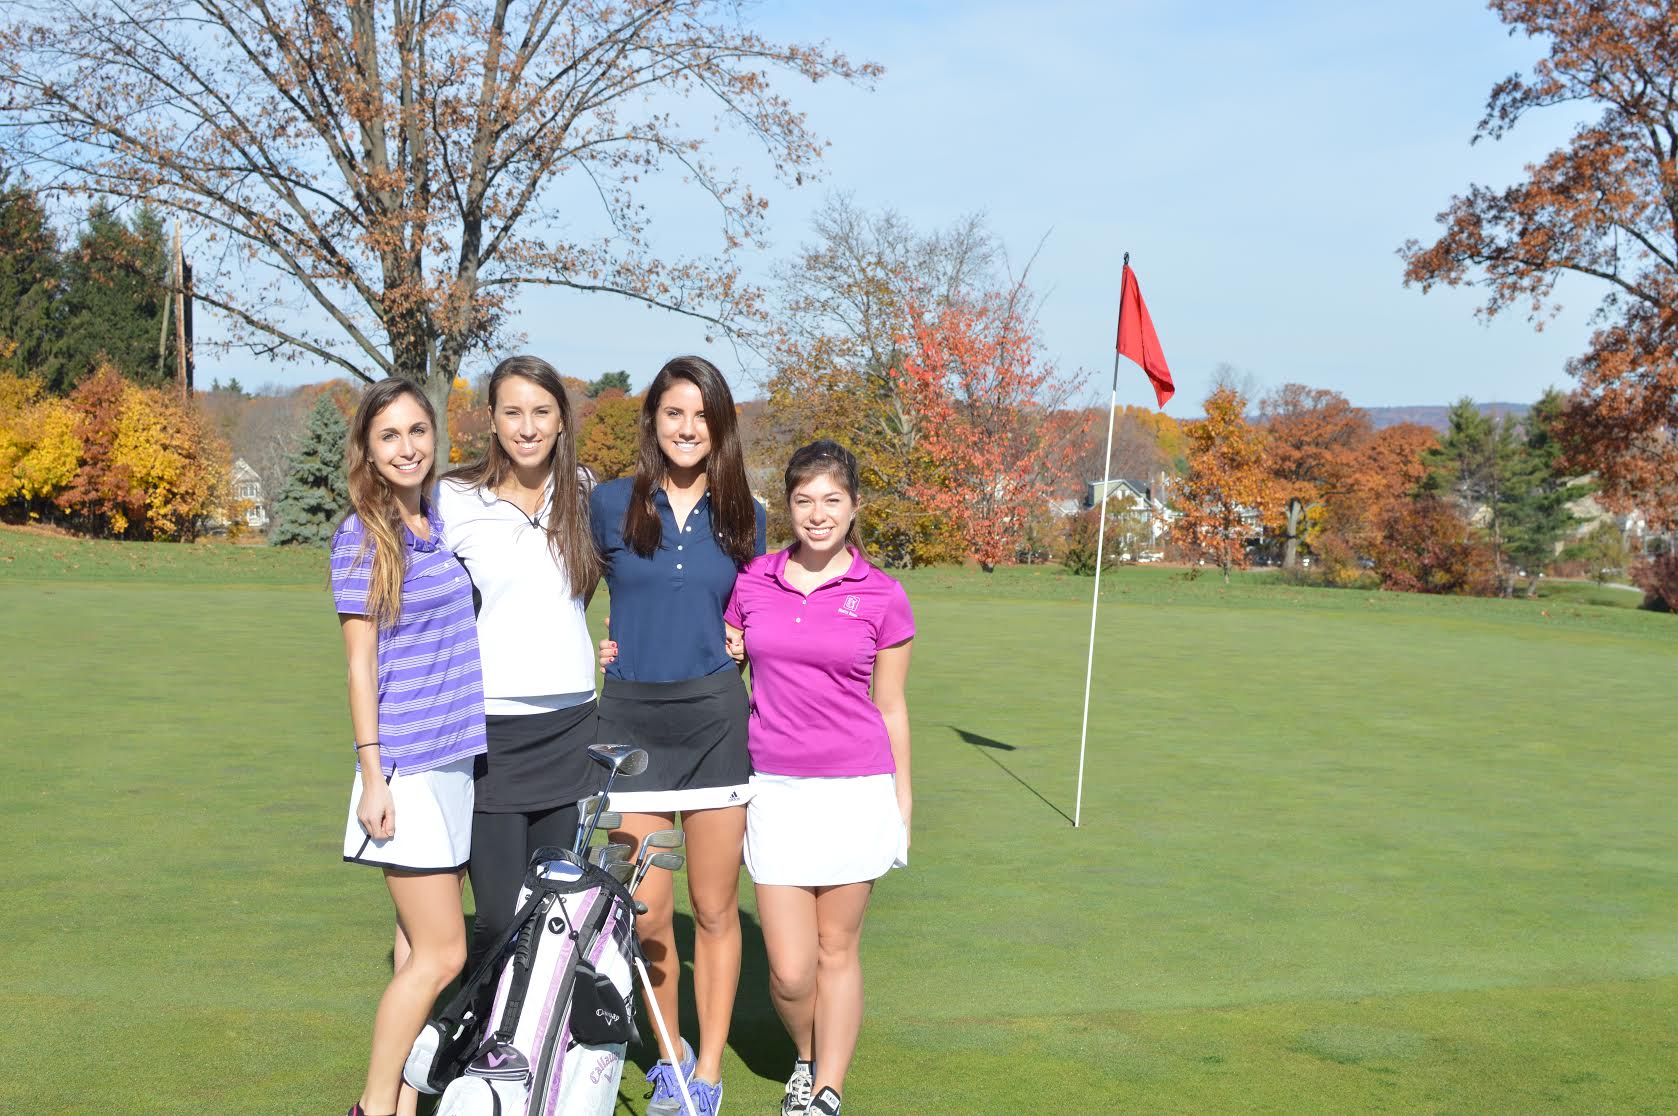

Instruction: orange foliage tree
[1258,384,1373,568]
[1400,0,1678,528]
[1173,386,1271,583]
[0,4,877,464]
[53,365,227,539]
[579,393,641,482]
[894,292,1077,571]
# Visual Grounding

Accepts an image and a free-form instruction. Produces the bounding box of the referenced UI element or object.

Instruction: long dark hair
[449,355,602,597]
[345,378,438,628]
[784,439,869,564]
[623,355,755,566]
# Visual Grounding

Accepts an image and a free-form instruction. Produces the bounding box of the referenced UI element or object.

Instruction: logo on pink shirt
[838,594,861,617]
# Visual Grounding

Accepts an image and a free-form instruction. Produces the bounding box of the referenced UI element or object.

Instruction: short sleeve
[753,499,767,557]
[329,521,372,616]
[877,580,915,649]
[723,573,748,630]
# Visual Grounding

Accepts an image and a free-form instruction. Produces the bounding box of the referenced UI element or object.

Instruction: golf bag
[404,849,640,1116]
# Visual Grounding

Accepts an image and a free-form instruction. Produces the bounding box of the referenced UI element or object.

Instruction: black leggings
[466,804,580,974]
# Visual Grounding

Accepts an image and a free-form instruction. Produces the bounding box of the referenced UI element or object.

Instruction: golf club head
[595,811,622,833]
[595,843,632,866]
[642,829,684,854]
[648,851,684,873]
[605,861,635,885]
[586,743,650,777]
[578,794,608,816]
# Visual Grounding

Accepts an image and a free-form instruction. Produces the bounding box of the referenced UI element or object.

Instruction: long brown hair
[623,356,756,566]
[784,439,869,564]
[345,378,438,629]
[448,355,602,597]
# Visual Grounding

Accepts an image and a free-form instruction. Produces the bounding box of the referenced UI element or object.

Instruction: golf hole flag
[1076,254,1172,828]
[1117,261,1174,407]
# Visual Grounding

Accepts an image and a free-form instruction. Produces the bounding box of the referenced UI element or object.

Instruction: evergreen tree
[270,395,350,546]
[586,370,631,397]
[0,171,61,379]
[49,202,172,392]
[1504,389,1587,595]
[1423,398,1529,595]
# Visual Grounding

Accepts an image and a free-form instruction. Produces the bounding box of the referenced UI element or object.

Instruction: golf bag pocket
[569,957,636,1045]
[434,1074,528,1116]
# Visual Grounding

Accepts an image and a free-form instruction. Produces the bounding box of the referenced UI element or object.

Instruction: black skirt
[474,700,599,813]
[595,670,752,809]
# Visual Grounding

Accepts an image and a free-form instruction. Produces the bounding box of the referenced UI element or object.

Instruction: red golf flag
[1117,263,1173,408]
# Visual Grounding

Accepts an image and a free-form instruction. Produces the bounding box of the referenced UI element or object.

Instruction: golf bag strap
[436,886,546,1025]
[492,892,555,1044]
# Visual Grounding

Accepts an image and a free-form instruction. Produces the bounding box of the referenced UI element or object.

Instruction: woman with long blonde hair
[331,378,487,1116]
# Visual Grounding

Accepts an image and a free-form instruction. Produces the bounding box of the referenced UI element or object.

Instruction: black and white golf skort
[594,671,753,812]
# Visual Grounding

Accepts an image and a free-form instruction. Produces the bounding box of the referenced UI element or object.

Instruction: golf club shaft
[576,771,621,853]
[631,953,700,1116]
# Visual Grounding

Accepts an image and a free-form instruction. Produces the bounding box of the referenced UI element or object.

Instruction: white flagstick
[1074,346,1122,829]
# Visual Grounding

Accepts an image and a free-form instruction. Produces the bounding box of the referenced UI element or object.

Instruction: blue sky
[210,1,1597,412]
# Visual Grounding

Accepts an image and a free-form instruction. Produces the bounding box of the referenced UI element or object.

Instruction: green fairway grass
[3,525,1675,1114]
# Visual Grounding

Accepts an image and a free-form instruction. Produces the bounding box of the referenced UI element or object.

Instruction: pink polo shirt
[724,547,915,777]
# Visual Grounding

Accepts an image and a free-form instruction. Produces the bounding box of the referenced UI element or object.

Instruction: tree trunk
[1282,497,1303,569]
[422,369,452,471]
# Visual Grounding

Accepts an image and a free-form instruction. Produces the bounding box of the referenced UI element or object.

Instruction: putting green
[2,528,1673,1114]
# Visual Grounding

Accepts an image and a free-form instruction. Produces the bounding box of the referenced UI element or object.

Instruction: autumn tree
[1173,386,1271,583]
[1322,422,1438,557]
[0,2,877,463]
[763,197,998,566]
[1257,384,1372,568]
[578,392,640,482]
[0,374,79,519]
[270,393,350,546]
[446,376,490,466]
[51,364,225,537]
[894,291,1077,571]
[1400,0,1678,529]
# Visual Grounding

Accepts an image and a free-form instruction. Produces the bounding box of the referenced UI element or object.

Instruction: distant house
[1080,475,1177,544]
[232,458,269,531]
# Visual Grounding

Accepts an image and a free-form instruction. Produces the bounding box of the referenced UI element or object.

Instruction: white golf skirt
[744,772,907,886]
[342,757,475,873]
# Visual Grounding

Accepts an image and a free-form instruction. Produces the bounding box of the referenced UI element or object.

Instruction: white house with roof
[232,458,269,530]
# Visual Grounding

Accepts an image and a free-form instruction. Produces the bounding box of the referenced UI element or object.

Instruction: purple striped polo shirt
[329,509,488,776]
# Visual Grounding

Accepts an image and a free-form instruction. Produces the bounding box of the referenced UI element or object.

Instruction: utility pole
[172,220,194,399]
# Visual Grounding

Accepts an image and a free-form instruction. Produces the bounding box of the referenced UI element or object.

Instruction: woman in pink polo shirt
[723,440,913,1116]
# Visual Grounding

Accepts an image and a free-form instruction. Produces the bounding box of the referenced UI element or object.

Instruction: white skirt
[744,772,907,886]
[342,757,475,873]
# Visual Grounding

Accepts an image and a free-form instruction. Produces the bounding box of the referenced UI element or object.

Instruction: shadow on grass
[952,726,1074,826]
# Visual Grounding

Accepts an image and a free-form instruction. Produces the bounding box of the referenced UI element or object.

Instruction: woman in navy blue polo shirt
[591,355,765,1116]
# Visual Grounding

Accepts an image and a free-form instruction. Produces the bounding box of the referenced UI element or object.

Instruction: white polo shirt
[436,475,596,715]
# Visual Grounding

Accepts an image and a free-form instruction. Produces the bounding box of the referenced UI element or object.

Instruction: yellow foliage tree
[0,374,81,512]
[108,381,230,540]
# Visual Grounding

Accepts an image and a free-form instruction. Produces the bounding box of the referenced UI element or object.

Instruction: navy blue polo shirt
[590,476,767,682]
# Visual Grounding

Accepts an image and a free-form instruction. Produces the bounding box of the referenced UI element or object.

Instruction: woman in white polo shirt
[435,355,602,975]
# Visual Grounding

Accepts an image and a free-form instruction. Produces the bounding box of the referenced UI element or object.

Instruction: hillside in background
[1366,402,1530,431]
